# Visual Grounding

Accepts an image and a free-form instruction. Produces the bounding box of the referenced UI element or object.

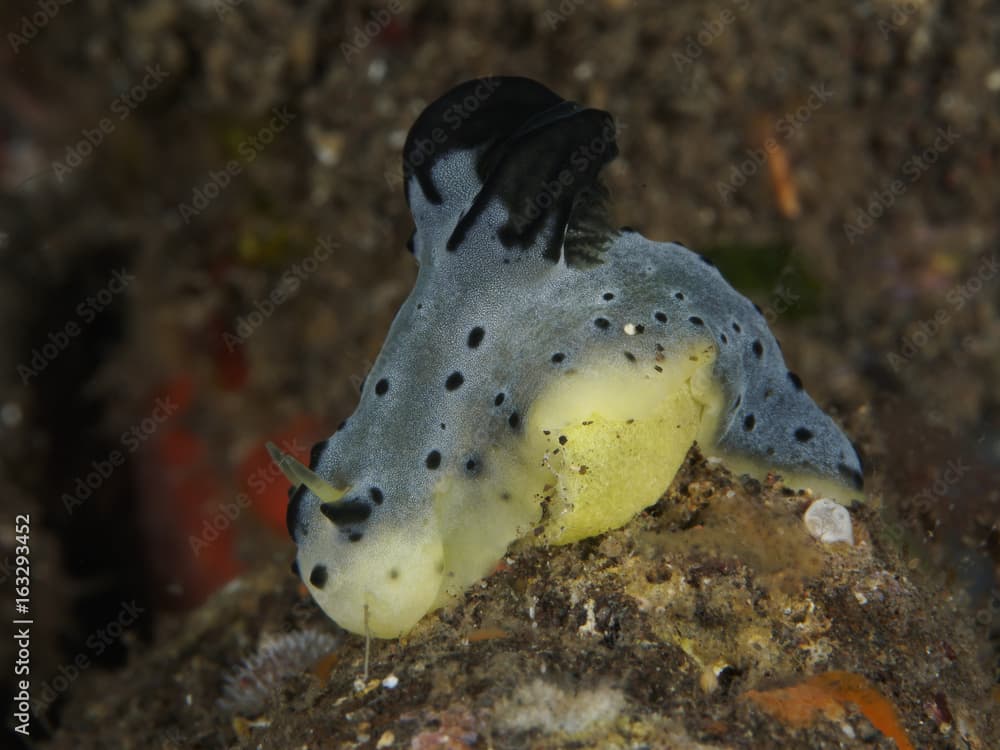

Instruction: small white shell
[804,498,854,545]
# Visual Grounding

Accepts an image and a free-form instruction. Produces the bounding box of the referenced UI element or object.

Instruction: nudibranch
[269,77,864,638]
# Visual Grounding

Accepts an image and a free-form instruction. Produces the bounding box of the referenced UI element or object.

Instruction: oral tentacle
[266,442,350,505]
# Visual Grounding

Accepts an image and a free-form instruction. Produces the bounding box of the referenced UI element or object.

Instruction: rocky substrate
[45,451,997,749]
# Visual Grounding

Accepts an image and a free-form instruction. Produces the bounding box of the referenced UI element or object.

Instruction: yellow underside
[428,340,723,619]
[524,341,722,544]
[328,337,861,639]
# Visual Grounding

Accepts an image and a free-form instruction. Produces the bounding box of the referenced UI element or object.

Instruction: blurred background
[0,0,997,745]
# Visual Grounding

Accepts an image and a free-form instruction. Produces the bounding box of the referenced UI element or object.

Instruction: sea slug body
[269,77,864,638]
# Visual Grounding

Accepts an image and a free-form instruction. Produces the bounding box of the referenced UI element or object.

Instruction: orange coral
[744,671,914,750]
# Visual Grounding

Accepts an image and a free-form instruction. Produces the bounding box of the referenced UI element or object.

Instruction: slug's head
[269,444,445,638]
